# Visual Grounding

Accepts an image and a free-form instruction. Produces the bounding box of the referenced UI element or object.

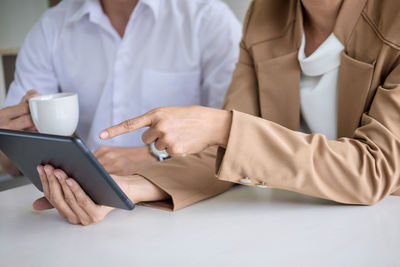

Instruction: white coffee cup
[29,93,79,136]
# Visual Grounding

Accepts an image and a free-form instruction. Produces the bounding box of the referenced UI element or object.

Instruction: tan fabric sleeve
[136,147,232,211]
[216,63,400,205]
[134,3,258,211]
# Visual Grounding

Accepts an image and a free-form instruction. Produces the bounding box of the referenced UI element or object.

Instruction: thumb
[32,197,54,210]
[21,89,41,104]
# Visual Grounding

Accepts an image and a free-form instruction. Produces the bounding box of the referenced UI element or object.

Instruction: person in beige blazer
[34,0,400,225]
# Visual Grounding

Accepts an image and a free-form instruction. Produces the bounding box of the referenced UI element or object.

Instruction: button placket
[112,46,124,125]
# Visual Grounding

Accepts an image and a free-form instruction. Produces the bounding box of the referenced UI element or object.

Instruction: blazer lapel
[249,0,374,137]
[334,0,368,46]
[334,0,373,138]
[253,1,302,131]
[256,52,301,131]
[337,52,374,138]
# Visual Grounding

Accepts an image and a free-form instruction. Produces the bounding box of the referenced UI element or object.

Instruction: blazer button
[239,177,252,184]
[256,182,268,189]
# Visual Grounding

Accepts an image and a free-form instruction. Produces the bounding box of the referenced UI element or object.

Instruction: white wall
[0,0,48,50]
[222,0,252,21]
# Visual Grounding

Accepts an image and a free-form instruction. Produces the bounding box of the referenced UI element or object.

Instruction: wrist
[125,175,169,204]
[134,146,157,162]
[213,110,232,148]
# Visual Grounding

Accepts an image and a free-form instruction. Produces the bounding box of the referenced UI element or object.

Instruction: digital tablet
[0,129,134,210]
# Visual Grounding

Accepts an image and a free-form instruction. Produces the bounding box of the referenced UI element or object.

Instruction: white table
[0,175,30,192]
[1,184,399,267]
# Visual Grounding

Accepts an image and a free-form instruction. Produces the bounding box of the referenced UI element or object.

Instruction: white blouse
[298,33,344,140]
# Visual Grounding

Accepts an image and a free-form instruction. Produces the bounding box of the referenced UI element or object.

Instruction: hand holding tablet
[32,164,169,225]
[0,129,170,225]
[34,164,115,225]
[0,93,170,225]
[0,129,135,210]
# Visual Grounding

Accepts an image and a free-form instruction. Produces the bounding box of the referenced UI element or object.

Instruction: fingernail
[37,166,43,175]
[54,172,62,180]
[66,179,73,187]
[100,131,109,139]
[44,166,52,176]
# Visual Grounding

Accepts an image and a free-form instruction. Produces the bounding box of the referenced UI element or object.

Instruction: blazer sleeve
[135,2,259,211]
[216,60,400,205]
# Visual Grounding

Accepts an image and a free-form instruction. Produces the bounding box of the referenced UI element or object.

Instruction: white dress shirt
[5,0,242,151]
[298,33,344,140]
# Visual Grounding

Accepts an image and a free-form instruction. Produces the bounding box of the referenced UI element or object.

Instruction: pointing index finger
[100,112,154,140]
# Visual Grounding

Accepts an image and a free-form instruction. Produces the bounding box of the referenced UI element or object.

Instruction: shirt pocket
[141,69,202,112]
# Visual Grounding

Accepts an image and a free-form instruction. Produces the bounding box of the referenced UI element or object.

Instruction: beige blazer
[134,0,400,210]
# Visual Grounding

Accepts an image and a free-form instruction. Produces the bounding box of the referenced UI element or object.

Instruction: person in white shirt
[2,0,242,175]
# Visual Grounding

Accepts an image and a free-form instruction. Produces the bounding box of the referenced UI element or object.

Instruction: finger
[21,90,40,103]
[37,165,66,218]
[64,178,104,223]
[102,162,121,175]
[96,155,110,166]
[142,128,160,145]
[166,145,187,157]
[44,165,80,224]
[8,114,34,131]
[37,165,50,198]
[95,150,117,166]
[20,90,34,103]
[100,112,154,140]
[100,161,115,172]
[32,197,54,210]
[2,103,30,120]
[93,146,111,159]
[54,170,93,226]
[101,163,113,173]
[26,126,37,132]
[154,138,169,151]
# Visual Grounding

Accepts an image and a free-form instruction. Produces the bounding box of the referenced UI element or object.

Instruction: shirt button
[256,182,268,189]
[239,177,252,184]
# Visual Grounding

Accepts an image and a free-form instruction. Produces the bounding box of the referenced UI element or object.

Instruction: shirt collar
[298,33,344,76]
[140,0,160,19]
[68,0,160,23]
[68,0,101,23]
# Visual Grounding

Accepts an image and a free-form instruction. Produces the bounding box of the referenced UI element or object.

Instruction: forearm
[216,111,400,205]
[136,147,233,211]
